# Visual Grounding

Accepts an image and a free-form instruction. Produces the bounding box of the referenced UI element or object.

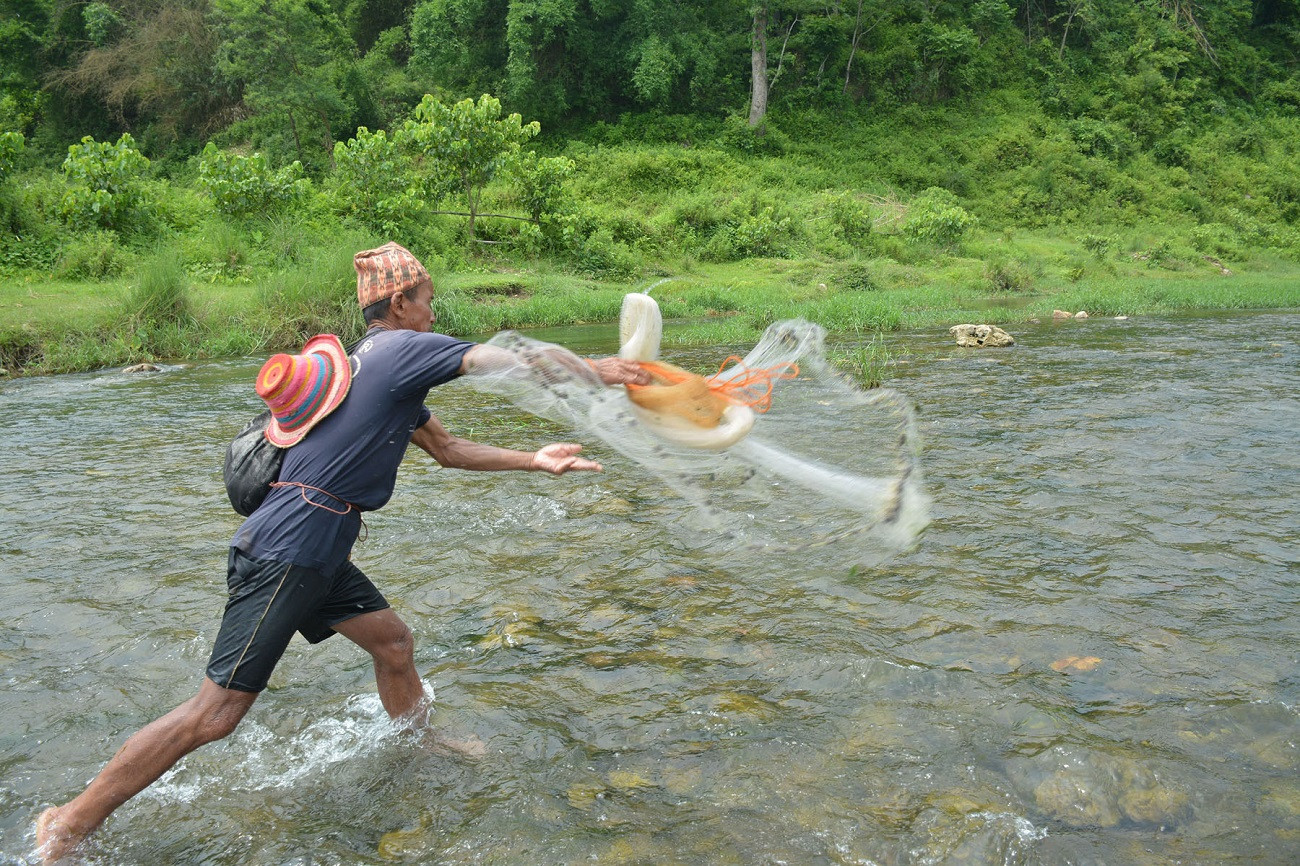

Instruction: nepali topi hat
[354,242,430,310]
[257,334,353,447]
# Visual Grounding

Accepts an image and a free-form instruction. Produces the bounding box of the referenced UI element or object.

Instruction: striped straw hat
[354,242,430,310]
[256,334,354,447]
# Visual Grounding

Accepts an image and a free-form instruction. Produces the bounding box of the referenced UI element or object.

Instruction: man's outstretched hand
[588,357,652,386]
[530,443,603,474]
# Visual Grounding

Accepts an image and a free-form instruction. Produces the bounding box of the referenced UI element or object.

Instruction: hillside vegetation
[1,1,1297,373]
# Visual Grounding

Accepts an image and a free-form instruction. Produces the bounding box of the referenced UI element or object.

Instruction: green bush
[59,134,152,233]
[825,191,873,245]
[838,262,877,292]
[512,151,575,223]
[700,226,740,263]
[576,227,636,278]
[716,114,788,155]
[735,206,793,258]
[197,143,307,220]
[256,240,369,345]
[984,255,1034,292]
[330,127,418,234]
[1078,233,1118,259]
[1188,223,1243,260]
[55,230,128,279]
[0,130,23,182]
[125,248,192,327]
[182,218,251,281]
[902,187,978,250]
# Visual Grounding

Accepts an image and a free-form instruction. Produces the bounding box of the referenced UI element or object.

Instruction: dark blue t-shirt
[232,327,474,571]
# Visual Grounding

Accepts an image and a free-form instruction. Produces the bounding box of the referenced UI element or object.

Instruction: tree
[331,126,418,232]
[59,132,151,231]
[0,129,23,181]
[748,3,768,126]
[0,0,50,131]
[409,0,508,97]
[197,142,307,219]
[402,93,539,240]
[213,0,361,168]
[46,1,235,147]
[747,1,812,127]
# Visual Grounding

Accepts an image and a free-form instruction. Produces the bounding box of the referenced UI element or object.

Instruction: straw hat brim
[264,334,354,447]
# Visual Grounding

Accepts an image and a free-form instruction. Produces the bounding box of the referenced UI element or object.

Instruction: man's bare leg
[333,609,484,756]
[332,608,427,723]
[35,678,257,863]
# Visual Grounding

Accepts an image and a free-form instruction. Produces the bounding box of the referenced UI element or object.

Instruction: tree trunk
[748,4,768,128]
[845,0,864,94]
[286,107,304,165]
[463,168,476,241]
[316,109,336,170]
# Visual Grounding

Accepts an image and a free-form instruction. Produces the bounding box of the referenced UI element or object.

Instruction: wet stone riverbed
[0,310,1296,864]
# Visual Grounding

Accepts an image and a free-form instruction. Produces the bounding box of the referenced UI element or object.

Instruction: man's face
[396,281,435,332]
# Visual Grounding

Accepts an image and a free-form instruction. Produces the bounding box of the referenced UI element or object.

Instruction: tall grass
[125,247,193,327]
[831,333,896,389]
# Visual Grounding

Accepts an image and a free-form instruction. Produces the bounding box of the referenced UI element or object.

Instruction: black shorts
[206,548,390,693]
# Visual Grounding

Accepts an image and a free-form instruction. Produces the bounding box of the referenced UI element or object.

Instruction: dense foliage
[0,0,1297,318]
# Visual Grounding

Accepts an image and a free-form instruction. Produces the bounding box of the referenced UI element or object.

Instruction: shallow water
[0,311,1296,864]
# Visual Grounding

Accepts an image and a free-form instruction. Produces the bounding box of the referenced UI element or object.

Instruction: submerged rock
[1025,746,1189,829]
[949,324,1015,348]
[1034,772,1123,827]
[908,800,1047,865]
[122,363,162,373]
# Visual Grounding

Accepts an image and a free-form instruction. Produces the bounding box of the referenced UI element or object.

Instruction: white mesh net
[460,302,929,569]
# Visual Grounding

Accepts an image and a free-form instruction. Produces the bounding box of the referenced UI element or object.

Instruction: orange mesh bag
[626,362,730,428]
[625,358,798,429]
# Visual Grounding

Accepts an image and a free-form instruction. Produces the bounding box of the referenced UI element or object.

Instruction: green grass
[3,240,1298,377]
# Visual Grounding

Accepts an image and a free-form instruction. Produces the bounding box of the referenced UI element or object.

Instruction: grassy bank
[3,235,1297,377]
[4,91,1299,377]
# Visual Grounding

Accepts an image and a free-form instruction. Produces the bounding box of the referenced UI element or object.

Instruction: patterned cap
[353,242,430,310]
[257,334,353,447]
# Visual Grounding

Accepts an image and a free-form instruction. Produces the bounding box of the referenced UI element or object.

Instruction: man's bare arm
[411,414,602,474]
[458,343,650,386]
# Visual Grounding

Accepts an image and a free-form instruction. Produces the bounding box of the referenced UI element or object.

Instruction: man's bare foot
[35,807,87,864]
[423,729,487,759]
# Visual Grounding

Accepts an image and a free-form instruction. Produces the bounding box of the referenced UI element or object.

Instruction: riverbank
[3,244,1298,377]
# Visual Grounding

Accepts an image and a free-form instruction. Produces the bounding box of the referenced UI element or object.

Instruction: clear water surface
[0,311,1296,864]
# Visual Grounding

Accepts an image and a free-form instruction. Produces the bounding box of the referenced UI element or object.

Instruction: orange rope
[629,357,798,414]
[708,356,799,413]
[270,481,368,539]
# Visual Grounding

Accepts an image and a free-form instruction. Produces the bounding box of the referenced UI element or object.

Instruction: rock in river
[949,324,1015,348]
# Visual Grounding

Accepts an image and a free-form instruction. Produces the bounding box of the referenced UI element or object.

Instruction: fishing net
[460,302,929,569]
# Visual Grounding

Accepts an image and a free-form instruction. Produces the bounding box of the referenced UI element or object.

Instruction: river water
[0,311,1296,864]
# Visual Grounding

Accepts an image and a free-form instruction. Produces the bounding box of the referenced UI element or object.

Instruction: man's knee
[186,682,255,745]
[371,622,415,670]
[192,712,239,744]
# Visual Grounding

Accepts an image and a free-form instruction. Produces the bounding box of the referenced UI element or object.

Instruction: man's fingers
[535,443,602,474]
[562,457,603,473]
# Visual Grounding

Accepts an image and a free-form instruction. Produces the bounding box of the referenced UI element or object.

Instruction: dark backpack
[223,410,284,516]
[225,337,363,516]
